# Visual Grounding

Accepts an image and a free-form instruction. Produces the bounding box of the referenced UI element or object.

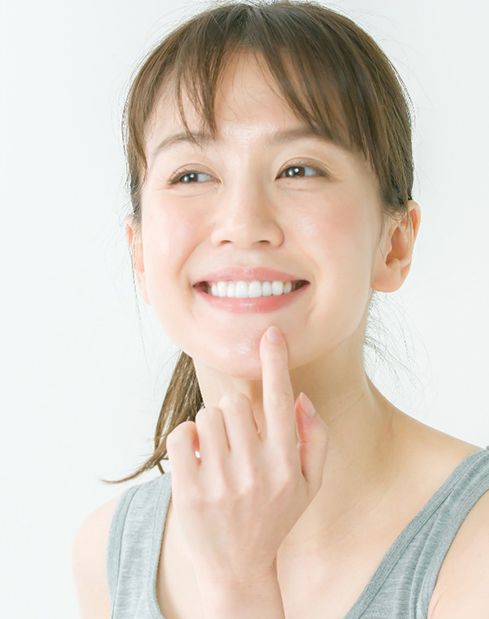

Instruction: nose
[210,183,284,249]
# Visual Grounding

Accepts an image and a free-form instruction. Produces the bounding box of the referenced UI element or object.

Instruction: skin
[125,50,422,572]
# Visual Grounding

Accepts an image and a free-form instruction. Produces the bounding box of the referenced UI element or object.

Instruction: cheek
[299,196,371,264]
[300,197,374,334]
[144,204,198,254]
[141,207,197,305]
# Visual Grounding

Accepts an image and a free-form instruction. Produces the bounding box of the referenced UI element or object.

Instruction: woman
[73,2,489,617]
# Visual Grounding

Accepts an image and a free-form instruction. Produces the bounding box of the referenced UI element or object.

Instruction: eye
[278,163,326,179]
[168,169,212,185]
[167,161,327,185]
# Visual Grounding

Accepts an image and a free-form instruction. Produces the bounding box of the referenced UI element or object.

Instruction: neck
[278,376,400,558]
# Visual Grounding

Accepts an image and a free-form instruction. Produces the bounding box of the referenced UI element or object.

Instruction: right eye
[168,169,212,185]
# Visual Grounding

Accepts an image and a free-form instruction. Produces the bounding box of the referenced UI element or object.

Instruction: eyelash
[167,161,327,185]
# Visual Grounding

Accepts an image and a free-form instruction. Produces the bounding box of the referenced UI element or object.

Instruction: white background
[1,0,488,616]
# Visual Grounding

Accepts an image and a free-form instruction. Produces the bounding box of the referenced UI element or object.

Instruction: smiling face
[125,50,409,381]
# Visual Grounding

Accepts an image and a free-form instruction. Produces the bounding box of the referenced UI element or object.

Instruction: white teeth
[208,280,296,298]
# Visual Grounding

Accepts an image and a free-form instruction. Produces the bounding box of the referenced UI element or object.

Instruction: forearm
[198,572,286,619]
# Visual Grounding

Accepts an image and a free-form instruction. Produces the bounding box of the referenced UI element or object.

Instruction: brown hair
[101,0,415,485]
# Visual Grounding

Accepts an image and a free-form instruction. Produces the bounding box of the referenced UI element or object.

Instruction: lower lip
[193,283,310,313]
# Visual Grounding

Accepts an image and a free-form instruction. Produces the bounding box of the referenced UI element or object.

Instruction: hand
[165,324,329,587]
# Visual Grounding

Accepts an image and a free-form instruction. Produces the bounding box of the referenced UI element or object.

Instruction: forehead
[144,51,370,176]
[146,53,302,147]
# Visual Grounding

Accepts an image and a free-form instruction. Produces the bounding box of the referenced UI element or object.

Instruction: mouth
[194,280,309,294]
[193,279,310,314]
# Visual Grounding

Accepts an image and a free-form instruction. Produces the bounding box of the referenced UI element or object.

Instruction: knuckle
[195,408,213,426]
[218,394,231,409]
[219,392,249,410]
[206,480,229,504]
[203,407,222,424]
[194,407,206,420]
[166,422,190,444]
[275,458,299,484]
[233,392,250,407]
[239,466,260,492]
[166,421,196,453]
[236,482,257,501]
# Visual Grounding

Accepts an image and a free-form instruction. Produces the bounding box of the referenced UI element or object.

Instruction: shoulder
[70,471,171,617]
[393,416,489,616]
[71,493,124,619]
[429,476,489,617]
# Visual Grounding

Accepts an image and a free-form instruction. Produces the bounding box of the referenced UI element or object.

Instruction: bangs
[169,5,375,169]
[126,1,413,212]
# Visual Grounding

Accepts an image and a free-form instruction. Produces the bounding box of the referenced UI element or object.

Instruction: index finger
[259,325,297,451]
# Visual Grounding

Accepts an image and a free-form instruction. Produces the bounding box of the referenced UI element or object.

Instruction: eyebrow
[150,126,336,160]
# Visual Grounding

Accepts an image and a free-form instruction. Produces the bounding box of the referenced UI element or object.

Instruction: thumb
[294,392,329,493]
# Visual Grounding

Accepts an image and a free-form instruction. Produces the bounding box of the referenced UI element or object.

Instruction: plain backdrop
[1,0,488,616]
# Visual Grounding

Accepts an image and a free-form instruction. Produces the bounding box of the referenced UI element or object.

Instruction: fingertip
[266,325,283,344]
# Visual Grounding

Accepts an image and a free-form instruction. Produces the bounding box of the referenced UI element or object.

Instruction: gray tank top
[107,445,489,618]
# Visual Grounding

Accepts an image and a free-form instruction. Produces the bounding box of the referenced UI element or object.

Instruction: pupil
[287,167,301,177]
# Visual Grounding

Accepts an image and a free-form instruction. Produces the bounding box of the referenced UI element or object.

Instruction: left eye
[168,163,326,185]
[279,164,324,179]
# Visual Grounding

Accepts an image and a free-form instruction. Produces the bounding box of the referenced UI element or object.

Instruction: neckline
[149,446,489,619]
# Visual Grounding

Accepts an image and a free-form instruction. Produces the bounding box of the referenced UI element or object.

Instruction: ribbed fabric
[108,445,489,618]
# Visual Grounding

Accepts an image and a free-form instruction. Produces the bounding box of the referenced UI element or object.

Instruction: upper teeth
[206,280,300,298]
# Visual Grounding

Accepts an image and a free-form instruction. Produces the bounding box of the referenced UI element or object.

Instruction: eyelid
[167,160,329,185]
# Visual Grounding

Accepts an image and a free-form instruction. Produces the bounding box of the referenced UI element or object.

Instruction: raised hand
[165,324,329,588]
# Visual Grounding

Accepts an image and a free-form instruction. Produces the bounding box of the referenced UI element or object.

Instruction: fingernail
[300,392,316,417]
[266,325,282,344]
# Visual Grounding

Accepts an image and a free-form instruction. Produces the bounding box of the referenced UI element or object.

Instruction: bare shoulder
[393,409,483,481]
[71,493,124,619]
[394,411,489,617]
[428,489,489,617]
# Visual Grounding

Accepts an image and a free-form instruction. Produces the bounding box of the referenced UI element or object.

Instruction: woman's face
[128,52,390,380]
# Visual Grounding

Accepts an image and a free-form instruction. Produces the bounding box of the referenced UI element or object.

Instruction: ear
[124,214,150,304]
[371,200,422,293]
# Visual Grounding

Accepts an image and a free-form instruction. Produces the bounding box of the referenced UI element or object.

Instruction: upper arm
[429,490,489,618]
[71,494,122,619]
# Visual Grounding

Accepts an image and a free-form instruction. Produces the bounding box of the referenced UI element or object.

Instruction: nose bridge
[227,174,270,222]
[211,160,282,247]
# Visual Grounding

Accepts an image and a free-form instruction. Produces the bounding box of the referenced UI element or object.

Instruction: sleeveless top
[107,445,489,618]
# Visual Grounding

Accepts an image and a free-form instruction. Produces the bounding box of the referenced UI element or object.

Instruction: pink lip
[193,266,308,285]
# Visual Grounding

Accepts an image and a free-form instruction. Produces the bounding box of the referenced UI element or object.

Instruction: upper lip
[193,266,309,285]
